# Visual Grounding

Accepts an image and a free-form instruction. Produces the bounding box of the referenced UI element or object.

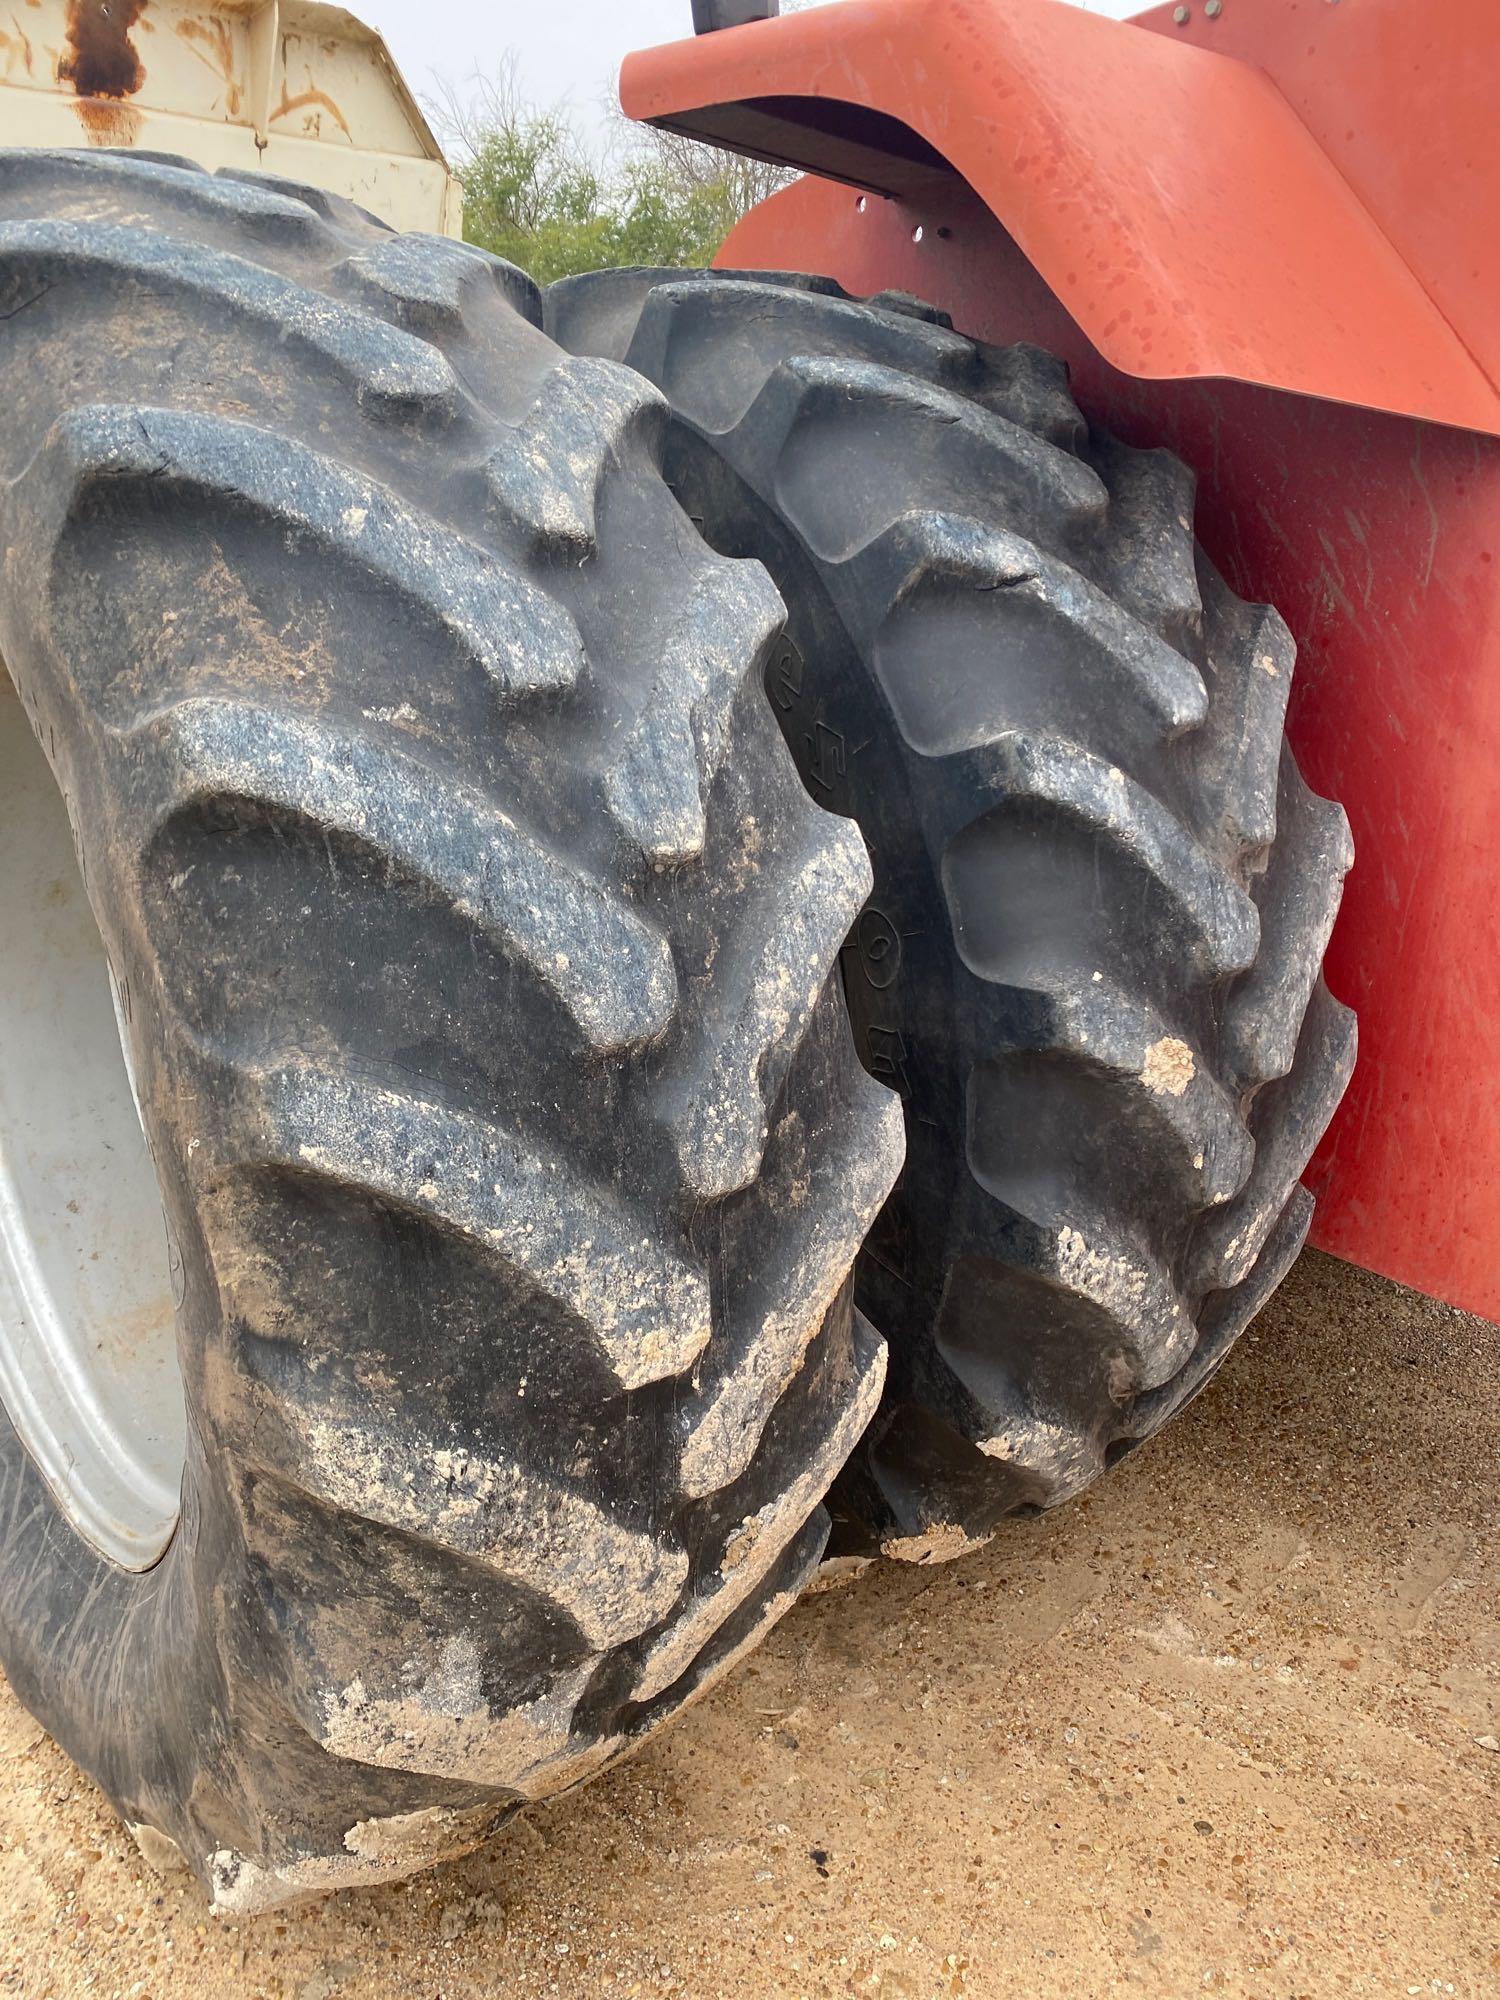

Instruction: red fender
[622,0,1500,1318]
[623,0,1500,431]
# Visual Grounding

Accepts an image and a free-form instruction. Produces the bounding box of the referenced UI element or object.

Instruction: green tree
[434,61,789,283]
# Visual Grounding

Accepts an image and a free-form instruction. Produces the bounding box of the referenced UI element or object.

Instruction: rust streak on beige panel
[59,0,147,98]
[272,82,349,141]
[175,13,241,116]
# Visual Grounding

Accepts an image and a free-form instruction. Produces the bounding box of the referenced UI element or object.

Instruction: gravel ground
[0,1248,1495,1998]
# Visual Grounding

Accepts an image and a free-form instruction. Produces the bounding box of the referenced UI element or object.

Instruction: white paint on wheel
[0,669,185,1569]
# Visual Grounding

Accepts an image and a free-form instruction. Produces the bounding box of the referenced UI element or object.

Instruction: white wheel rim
[0,671,185,1569]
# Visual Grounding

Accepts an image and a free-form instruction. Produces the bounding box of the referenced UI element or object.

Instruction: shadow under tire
[0,163,901,1908]
[547,266,1355,1560]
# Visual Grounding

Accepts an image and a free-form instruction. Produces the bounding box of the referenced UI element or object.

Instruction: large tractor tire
[0,160,902,1911]
[547,269,1355,1560]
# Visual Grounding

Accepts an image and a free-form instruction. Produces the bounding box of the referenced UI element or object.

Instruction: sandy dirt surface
[0,1249,1494,1999]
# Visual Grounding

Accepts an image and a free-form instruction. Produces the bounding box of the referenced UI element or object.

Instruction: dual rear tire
[0,171,1351,1910]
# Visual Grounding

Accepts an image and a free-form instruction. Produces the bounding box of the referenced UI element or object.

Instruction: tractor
[0,0,1487,1913]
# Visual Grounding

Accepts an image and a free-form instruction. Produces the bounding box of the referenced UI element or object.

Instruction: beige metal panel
[273,3,446,158]
[0,0,462,236]
[259,127,461,233]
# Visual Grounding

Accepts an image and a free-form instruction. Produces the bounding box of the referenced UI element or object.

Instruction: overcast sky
[355,0,1144,144]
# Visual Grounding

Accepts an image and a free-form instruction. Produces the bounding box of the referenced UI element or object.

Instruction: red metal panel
[622,0,1500,1312]
[718,174,1500,1318]
[1132,0,1500,404]
[621,0,1500,433]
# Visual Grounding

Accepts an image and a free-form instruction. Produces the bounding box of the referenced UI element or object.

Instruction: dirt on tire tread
[546,265,1353,1553]
[0,164,901,1909]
